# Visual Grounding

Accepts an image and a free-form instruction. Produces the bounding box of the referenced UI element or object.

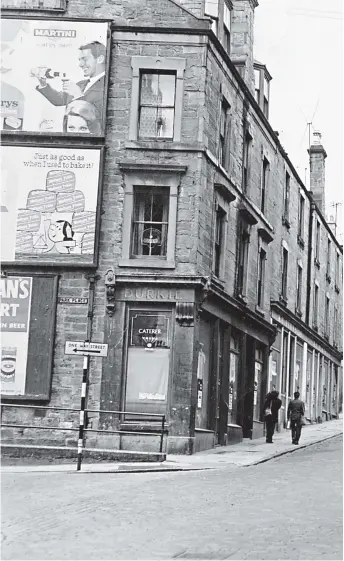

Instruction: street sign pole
[77,346,89,471]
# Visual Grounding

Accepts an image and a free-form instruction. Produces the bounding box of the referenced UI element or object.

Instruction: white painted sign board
[65,341,108,357]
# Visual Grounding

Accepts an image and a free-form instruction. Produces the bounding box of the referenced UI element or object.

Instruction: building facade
[1,0,342,455]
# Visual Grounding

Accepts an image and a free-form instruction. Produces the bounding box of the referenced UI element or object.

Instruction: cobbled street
[2,436,342,561]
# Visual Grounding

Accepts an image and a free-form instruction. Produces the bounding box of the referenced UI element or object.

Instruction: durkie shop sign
[1,0,66,10]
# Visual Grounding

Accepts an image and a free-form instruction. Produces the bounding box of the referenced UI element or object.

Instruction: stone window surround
[129,56,186,142]
[256,236,268,314]
[213,190,229,282]
[119,164,186,269]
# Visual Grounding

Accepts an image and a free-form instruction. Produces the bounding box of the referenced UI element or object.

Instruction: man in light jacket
[287,391,305,445]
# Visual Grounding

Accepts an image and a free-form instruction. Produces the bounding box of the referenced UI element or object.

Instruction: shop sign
[0,276,32,395]
[130,313,169,348]
[124,287,182,301]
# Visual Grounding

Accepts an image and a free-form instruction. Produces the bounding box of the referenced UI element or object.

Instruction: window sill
[282,216,291,230]
[119,259,175,269]
[297,235,305,249]
[255,305,265,317]
[125,140,204,152]
[326,273,331,284]
[314,258,320,269]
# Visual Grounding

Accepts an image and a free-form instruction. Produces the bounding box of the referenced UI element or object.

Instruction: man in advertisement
[32,41,106,126]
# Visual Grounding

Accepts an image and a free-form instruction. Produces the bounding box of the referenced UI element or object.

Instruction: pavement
[1,418,342,474]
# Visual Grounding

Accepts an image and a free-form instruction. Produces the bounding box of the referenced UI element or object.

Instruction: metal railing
[1,403,167,471]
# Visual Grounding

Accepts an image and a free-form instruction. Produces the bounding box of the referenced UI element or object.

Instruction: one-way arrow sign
[65,341,108,357]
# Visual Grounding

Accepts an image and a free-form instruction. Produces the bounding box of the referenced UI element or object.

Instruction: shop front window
[195,317,212,430]
[124,309,171,416]
[295,342,303,394]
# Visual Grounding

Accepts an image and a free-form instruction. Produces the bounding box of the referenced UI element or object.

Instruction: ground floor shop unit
[95,276,277,454]
[2,273,341,456]
[270,302,342,430]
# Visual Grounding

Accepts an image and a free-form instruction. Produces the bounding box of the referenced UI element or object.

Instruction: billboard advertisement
[1,145,102,266]
[1,276,32,396]
[1,18,109,135]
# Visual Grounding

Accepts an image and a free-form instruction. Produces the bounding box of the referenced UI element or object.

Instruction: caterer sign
[0,276,32,395]
[130,313,170,348]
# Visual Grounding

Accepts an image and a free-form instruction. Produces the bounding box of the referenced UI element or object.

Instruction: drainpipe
[84,273,97,430]
[306,195,315,325]
[86,274,96,340]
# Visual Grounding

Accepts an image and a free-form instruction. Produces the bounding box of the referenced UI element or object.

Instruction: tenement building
[1,0,342,455]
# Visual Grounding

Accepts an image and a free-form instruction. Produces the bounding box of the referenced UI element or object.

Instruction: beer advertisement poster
[1,145,101,265]
[1,18,109,135]
[1,276,33,396]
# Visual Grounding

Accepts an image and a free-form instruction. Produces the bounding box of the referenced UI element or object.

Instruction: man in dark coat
[34,41,106,124]
[263,390,282,443]
[287,391,305,445]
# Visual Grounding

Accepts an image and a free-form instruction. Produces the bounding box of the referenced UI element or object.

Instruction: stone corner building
[1,0,342,455]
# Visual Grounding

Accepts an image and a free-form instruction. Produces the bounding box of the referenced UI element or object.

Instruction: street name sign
[65,341,108,357]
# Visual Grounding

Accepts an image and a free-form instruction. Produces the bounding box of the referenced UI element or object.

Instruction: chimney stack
[308,131,327,216]
[230,0,258,96]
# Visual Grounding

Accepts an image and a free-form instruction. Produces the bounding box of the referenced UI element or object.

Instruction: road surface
[2,435,342,560]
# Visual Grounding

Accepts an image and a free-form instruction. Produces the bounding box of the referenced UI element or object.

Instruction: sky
[254,0,343,243]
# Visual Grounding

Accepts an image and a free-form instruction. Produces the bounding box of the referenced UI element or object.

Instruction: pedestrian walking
[287,391,305,445]
[263,390,282,443]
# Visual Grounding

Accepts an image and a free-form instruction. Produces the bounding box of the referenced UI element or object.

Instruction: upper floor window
[223,2,231,53]
[253,63,271,119]
[213,204,226,278]
[119,166,181,269]
[315,219,320,263]
[296,263,302,313]
[326,238,331,280]
[335,251,341,290]
[257,247,266,308]
[243,129,252,194]
[283,172,290,224]
[281,247,289,300]
[131,187,169,257]
[333,305,338,346]
[298,194,305,246]
[138,72,176,140]
[237,221,250,297]
[261,157,269,214]
[325,296,330,337]
[219,100,231,170]
[205,0,219,35]
[313,283,319,328]
[129,57,186,143]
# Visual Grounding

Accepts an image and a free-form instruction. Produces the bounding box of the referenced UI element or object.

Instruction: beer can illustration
[1,348,17,383]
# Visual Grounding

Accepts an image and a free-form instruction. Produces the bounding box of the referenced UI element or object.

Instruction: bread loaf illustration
[72,211,96,233]
[27,190,56,212]
[16,232,33,253]
[56,191,85,213]
[16,209,41,232]
[46,171,75,193]
[81,232,95,254]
